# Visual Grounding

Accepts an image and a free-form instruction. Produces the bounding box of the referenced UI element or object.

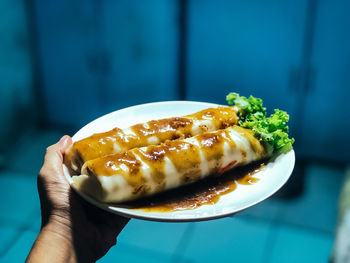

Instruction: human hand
[27,136,129,262]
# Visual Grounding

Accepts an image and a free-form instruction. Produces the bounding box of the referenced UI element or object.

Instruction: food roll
[72,125,270,203]
[64,106,238,174]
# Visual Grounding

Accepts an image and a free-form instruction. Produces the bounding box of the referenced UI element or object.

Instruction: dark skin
[26,136,129,263]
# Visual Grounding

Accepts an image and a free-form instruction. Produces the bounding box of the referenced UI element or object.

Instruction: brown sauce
[72,106,238,163]
[86,125,267,201]
[119,161,266,212]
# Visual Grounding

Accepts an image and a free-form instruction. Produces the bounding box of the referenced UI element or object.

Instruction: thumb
[41,136,72,176]
[57,135,72,154]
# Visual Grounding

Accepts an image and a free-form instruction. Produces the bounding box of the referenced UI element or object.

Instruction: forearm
[26,227,75,263]
[26,217,93,263]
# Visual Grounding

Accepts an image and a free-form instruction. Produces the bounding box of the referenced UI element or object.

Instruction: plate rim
[63,100,295,222]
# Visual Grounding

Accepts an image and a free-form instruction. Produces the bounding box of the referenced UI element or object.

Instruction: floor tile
[269,224,333,263]
[117,219,189,256]
[306,164,345,196]
[0,229,171,263]
[183,217,270,263]
[277,164,345,234]
[0,172,40,227]
[0,230,38,262]
[99,242,172,263]
[236,198,282,221]
[0,225,21,257]
[5,128,65,174]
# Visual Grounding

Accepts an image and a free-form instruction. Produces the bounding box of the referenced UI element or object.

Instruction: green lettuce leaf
[226,92,294,155]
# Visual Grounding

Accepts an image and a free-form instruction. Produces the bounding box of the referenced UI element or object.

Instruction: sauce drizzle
[119,161,266,212]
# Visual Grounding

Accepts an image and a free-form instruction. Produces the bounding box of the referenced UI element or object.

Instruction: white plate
[63,101,295,222]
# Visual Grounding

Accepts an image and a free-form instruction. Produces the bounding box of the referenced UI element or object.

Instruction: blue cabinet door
[299,0,350,162]
[34,0,178,128]
[100,0,178,112]
[34,0,101,127]
[187,0,308,138]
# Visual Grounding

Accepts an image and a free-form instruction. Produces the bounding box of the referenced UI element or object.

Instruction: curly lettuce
[226,92,294,155]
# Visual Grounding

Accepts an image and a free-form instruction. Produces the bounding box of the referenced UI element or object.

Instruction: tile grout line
[261,206,285,263]
[0,223,35,258]
[263,224,279,263]
[170,223,196,263]
[114,242,174,259]
[0,231,23,258]
[0,206,41,258]
[232,212,335,237]
[231,212,279,263]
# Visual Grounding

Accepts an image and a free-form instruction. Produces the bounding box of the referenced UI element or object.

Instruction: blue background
[0,0,349,262]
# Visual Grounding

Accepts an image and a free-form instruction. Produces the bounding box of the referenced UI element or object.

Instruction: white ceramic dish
[63,101,295,222]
